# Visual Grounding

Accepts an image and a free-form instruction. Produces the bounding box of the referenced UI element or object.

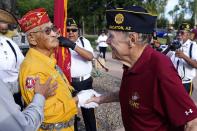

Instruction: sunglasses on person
[67,28,78,32]
[31,25,58,35]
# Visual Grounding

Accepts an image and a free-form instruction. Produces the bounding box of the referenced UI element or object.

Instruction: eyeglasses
[43,26,58,35]
[31,25,58,35]
[67,28,78,32]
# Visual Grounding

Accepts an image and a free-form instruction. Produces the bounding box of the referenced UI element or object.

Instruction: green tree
[17,0,54,19]
[189,0,197,25]
[17,0,169,34]
[168,10,174,22]
[168,0,196,29]
[68,0,168,34]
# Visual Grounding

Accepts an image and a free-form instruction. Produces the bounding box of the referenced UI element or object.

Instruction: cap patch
[115,13,124,24]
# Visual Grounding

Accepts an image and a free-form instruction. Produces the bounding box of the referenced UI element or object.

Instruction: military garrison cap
[18,8,51,32]
[67,18,78,27]
[0,9,17,24]
[106,6,157,33]
[179,23,191,31]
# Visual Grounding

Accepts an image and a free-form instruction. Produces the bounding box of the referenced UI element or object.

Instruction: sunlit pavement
[105,52,123,79]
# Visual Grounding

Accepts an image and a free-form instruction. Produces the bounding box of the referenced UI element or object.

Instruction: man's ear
[27,33,37,46]
[129,33,137,43]
[128,33,136,48]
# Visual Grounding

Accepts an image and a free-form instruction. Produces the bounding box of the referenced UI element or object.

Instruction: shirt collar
[124,45,153,74]
[26,48,56,68]
[183,39,192,47]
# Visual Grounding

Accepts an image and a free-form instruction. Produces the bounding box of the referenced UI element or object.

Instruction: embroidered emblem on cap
[186,24,190,29]
[25,77,36,90]
[129,92,140,109]
[115,13,124,24]
[185,109,193,116]
[18,8,50,32]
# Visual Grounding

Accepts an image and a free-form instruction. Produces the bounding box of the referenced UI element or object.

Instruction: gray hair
[123,32,152,44]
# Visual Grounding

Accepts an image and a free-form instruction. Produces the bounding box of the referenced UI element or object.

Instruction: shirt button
[4,51,7,55]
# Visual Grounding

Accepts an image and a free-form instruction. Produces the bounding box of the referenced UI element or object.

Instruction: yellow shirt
[19,48,77,130]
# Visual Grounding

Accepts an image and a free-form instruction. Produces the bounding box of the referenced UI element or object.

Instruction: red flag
[54,0,71,83]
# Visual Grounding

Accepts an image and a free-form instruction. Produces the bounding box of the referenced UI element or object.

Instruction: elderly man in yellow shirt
[18,8,81,131]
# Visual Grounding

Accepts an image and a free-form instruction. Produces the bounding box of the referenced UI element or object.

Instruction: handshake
[77,89,101,109]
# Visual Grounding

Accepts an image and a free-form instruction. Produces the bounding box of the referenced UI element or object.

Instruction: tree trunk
[195,0,197,26]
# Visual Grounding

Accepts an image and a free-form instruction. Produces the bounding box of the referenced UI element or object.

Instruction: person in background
[18,8,96,131]
[0,77,57,131]
[0,9,24,108]
[165,26,175,43]
[151,31,163,52]
[96,30,108,59]
[167,23,197,95]
[58,18,96,131]
[191,28,197,43]
[87,5,197,131]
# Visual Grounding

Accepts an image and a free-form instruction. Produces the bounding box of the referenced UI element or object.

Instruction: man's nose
[50,30,57,37]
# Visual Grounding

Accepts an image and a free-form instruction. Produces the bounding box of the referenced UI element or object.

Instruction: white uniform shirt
[0,36,24,83]
[70,37,94,77]
[167,39,197,83]
[97,34,108,47]
[0,79,45,131]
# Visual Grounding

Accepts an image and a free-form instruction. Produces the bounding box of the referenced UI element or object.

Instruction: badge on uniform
[185,108,193,116]
[129,92,140,109]
[25,76,36,89]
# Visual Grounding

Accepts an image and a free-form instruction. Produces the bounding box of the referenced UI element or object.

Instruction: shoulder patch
[25,76,36,89]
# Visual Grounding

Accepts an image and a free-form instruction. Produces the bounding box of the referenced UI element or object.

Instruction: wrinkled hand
[175,50,186,59]
[77,89,101,108]
[58,36,76,50]
[34,77,58,99]
[86,94,102,105]
[83,90,101,108]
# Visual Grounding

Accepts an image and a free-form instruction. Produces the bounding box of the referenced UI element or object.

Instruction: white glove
[83,102,99,109]
[77,89,101,108]
[83,89,101,108]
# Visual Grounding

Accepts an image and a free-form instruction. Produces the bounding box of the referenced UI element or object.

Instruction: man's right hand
[77,89,101,108]
[34,77,58,99]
